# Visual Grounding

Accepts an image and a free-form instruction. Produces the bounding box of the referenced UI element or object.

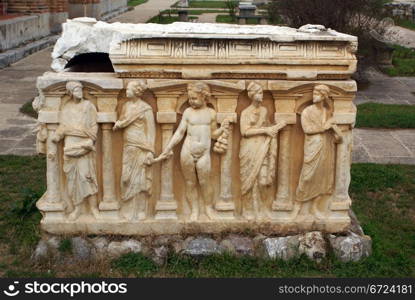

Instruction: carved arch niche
[37,78,124,219]
[269,81,356,219]
[145,79,245,219]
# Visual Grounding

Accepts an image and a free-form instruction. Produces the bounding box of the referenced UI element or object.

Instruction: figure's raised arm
[211,109,228,140]
[240,109,269,137]
[113,103,129,130]
[145,108,156,152]
[301,108,325,135]
[154,109,188,162]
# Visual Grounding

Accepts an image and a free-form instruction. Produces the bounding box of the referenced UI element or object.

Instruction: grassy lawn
[356,102,415,128]
[216,14,236,23]
[19,100,37,119]
[395,18,415,31]
[147,15,198,24]
[216,14,281,25]
[161,9,226,15]
[216,14,260,24]
[127,0,148,6]
[384,45,415,77]
[0,156,414,277]
[173,0,228,8]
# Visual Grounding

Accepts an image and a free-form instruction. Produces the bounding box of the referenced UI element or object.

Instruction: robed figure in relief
[52,81,99,221]
[296,84,343,220]
[113,80,155,221]
[239,82,286,220]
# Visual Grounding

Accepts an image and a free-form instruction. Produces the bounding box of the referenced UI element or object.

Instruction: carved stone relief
[296,85,344,222]
[155,82,231,221]
[239,82,285,220]
[113,80,156,221]
[35,76,356,235]
[52,81,99,221]
[36,21,358,235]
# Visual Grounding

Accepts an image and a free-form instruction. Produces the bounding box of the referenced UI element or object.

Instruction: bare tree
[267,0,388,43]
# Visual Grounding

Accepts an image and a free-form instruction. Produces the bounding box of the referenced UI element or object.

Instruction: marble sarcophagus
[35,19,358,236]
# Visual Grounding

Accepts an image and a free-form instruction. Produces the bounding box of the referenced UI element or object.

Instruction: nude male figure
[156,82,229,221]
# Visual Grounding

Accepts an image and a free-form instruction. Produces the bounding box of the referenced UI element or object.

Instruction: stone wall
[68,0,128,20]
[0,14,51,51]
[385,1,415,22]
[0,0,69,52]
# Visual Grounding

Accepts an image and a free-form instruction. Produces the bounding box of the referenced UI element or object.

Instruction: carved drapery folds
[35,76,356,234]
[36,24,358,234]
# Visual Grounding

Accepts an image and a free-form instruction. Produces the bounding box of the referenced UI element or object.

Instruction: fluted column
[215,113,236,213]
[271,93,297,213]
[154,92,181,220]
[36,110,65,221]
[272,125,293,210]
[46,124,60,203]
[331,122,353,211]
[212,92,238,217]
[99,122,118,211]
[95,94,119,218]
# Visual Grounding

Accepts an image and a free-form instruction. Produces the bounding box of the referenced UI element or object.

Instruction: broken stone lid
[51,18,358,80]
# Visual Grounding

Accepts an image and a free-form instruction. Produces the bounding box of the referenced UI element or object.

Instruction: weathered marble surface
[35,20,358,236]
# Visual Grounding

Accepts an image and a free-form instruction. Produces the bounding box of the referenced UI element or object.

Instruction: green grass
[356,102,415,128]
[0,155,45,276]
[216,14,235,23]
[216,14,261,24]
[147,15,198,24]
[127,0,148,7]
[20,100,37,119]
[112,253,158,276]
[173,1,228,9]
[384,45,415,76]
[58,238,72,254]
[396,18,415,31]
[0,156,413,277]
[216,14,278,25]
[161,9,227,15]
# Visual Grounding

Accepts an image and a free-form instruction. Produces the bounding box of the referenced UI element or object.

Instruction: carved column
[331,114,355,211]
[215,114,236,212]
[36,110,65,221]
[94,93,119,218]
[154,91,181,220]
[212,92,238,217]
[271,93,297,213]
[99,123,118,211]
[46,124,60,203]
[273,125,293,210]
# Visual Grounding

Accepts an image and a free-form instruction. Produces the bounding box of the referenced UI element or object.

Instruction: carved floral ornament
[34,75,356,235]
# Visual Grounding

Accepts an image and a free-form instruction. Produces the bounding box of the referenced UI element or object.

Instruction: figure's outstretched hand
[153,150,174,163]
[144,152,155,166]
[112,121,122,131]
[323,118,334,131]
[265,126,278,137]
[51,134,60,143]
[275,120,287,131]
[221,118,231,129]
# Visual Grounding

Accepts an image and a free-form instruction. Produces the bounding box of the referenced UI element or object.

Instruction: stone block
[329,232,372,262]
[107,239,142,258]
[298,232,327,262]
[262,236,300,261]
[184,237,222,256]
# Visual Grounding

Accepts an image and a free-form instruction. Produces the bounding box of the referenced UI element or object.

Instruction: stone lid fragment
[51,18,357,72]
